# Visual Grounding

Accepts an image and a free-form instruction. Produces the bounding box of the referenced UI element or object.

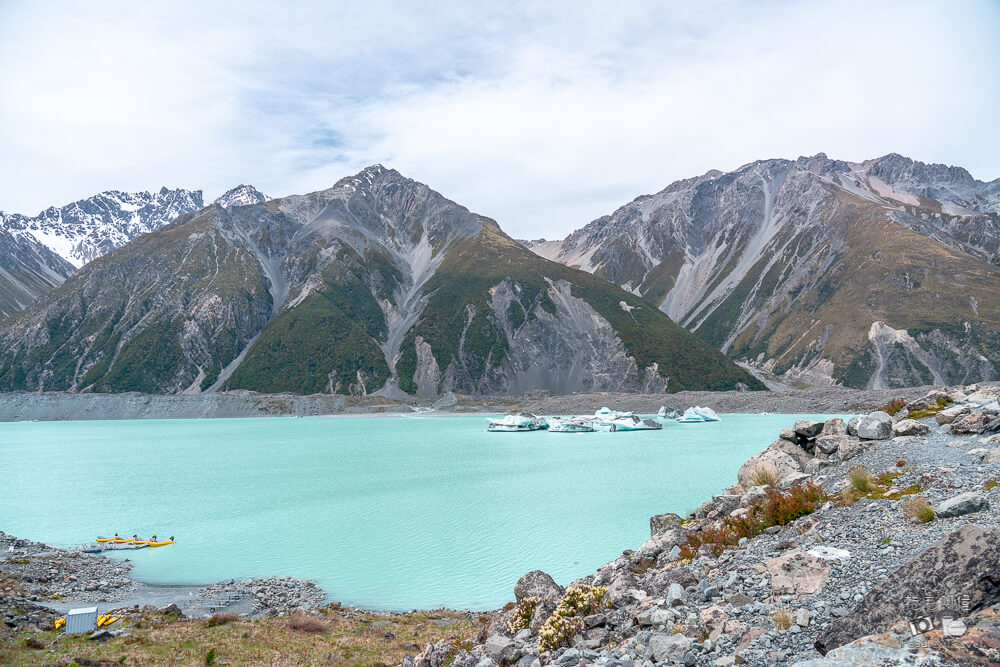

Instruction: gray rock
[934,492,989,518]
[767,438,812,468]
[88,629,113,641]
[794,420,824,438]
[814,435,848,456]
[667,583,686,607]
[779,428,796,442]
[820,418,848,436]
[649,512,683,537]
[837,437,875,461]
[981,448,1000,464]
[952,412,991,434]
[514,570,563,603]
[847,416,862,437]
[891,419,929,437]
[936,405,970,425]
[484,635,516,663]
[814,525,1000,654]
[856,414,893,440]
[649,633,692,662]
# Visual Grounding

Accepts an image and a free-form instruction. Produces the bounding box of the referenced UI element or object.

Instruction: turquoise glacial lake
[0,414,835,610]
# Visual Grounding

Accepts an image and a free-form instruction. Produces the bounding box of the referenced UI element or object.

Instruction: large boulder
[634,527,685,562]
[766,551,831,597]
[767,438,812,468]
[836,437,875,462]
[856,412,893,440]
[514,571,563,603]
[981,448,1000,464]
[794,420,824,438]
[484,635,516,663]
[814,525,1000,654]
[934,492,989,518]
[847,416,862,437]
[649,633,692,662]
[892,419,930,437]
[737,449,802,488]
[820,418,848,436]
[649,512,683,537]
[935,405,970,425]
[952,412,991,434]
[814,434,849,456]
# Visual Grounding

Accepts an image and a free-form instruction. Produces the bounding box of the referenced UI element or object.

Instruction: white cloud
[1,0,998,238]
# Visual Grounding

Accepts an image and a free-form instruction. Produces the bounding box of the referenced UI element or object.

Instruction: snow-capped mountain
[529,153,1000,389]
[0,188,204,268]
[213,185,268,208]
[0,228,75,320]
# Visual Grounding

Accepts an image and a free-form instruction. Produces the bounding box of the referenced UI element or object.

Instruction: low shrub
[879,397,908,416]
[205,648,216,666]
[901,497,935,523]
[537,586,607,652]
[985,478,999,491]
[678,482,827,559]
[507,597,539,634]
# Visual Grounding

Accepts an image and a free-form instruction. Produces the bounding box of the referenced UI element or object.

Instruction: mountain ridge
[0,166,762,396]
[527,153,1000,389]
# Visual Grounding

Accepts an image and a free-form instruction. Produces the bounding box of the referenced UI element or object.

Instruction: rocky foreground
[403,383,1000,667]
[5,383,1000,666]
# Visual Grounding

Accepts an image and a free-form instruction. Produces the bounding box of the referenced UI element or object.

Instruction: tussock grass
[287,613,329,634]
[749,464,780,488]
[204,613,237,628]
[901,497,935,523]
[772,607,793,631]
[848,465,877,495]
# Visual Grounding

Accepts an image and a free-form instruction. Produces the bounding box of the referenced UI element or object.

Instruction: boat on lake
[486,413,547,432]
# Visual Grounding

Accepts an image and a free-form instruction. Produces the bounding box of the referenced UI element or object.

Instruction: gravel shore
[0,386,935,422]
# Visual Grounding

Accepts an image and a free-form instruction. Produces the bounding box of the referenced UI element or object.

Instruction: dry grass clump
[205,613,237,628]
[772,607,793,631]
[985,478,999,491]
[901,497,935,523]
[848,465,877,495]
[286,613,329,634]
[749,464,780,488]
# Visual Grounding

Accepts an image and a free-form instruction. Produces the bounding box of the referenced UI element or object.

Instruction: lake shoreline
[5,383,999,666]
[0,385,935,422]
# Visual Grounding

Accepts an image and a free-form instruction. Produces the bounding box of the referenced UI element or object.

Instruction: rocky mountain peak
[213,184,268,208]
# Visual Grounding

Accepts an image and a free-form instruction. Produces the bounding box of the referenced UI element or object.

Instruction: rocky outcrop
[814,525,1000,654]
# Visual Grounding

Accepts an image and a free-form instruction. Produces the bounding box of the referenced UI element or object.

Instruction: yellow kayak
[133,539,149,544]
[148,540,174,547]
[113,538,134,544]
[55,618,66,629]
[96,537,117,543]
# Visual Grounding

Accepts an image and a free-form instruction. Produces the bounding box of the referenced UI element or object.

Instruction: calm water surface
[0,414,836,610]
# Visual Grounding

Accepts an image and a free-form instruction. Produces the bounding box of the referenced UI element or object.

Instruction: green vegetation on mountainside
[396,224,765,393]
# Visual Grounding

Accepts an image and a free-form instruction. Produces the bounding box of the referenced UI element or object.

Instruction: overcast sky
[1,1,998,239]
